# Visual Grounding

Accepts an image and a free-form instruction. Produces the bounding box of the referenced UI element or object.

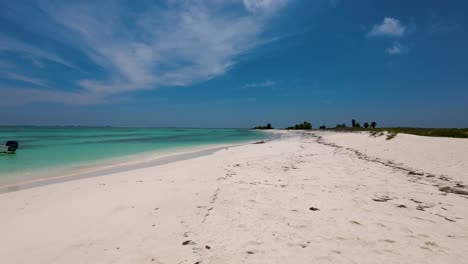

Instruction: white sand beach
[1,131,467,264]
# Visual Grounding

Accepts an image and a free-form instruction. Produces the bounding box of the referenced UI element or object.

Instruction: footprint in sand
[287,242,308,248]
[247,241,263,246]
[425,241,438,247]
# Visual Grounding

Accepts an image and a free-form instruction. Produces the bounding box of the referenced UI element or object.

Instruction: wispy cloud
[242,80,276,88]
[368,17,406,37]
[0,33,80,71]
[243,0,287,13]
[31,0,284,100]
[386,42,403,55]
[0,71,47,87]
[426,22,462,35]
[0,0,287,105]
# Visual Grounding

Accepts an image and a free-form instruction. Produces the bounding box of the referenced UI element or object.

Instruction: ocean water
[0,127,266,180]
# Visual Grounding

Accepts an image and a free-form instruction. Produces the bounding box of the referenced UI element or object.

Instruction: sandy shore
[1,131,467,263]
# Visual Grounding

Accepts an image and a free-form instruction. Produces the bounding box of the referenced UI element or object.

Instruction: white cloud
[386,42,404,55]
[0,1,287,105]
[368,17,406,37]
[243,0,286,13]
[242,79,276,88]
[0,71,47,87]
[32,0,285,99]
[0,33,81,71]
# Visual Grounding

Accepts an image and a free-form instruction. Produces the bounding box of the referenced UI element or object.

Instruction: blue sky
[1,0,467,128]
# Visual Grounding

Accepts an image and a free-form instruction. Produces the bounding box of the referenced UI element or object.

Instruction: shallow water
[0,127,266,179]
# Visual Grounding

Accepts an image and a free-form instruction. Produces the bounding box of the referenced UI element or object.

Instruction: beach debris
[309,207,320,211]
[408,171,424,176]
[372,196,392,202]
[182,240,195,246]
[253,140,265,144]
[439,176,450,181]
[416,205,430,211]
[205,245,211,249]
[154,207,159,210]
[409,199,422,204]
[350,220,361,225]
[439,186,468,195]
[247,251,255,254]
[425,241,438,247]
[397,204,407,208]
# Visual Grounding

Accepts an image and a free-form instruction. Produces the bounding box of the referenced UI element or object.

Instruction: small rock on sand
[182,240,195,246]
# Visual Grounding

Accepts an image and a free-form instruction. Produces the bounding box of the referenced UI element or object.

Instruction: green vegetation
[287,121,312,130]
[266,117,467,139]
[379,127,468,138]
[254,123,273,130]
[386,131,397,140]
[328,119,468,139]
[333,126,468,139]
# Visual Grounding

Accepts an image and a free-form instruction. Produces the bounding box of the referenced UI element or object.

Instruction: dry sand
[0,131,467,263]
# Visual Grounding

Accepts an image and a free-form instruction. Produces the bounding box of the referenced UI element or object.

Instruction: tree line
[253,119,378,130]
[335,119,377,129]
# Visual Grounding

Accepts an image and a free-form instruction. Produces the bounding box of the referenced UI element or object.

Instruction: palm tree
[364,122,369,128]
[370,121,377,128]
[352,119,356,128]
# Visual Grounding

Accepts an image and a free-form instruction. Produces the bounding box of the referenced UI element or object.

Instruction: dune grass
[329,127,468,139]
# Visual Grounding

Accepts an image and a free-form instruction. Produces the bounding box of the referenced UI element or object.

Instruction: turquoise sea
[0,127,266,182]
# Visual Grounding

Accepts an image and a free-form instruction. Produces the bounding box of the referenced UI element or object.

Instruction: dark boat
[0,141,18,154]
